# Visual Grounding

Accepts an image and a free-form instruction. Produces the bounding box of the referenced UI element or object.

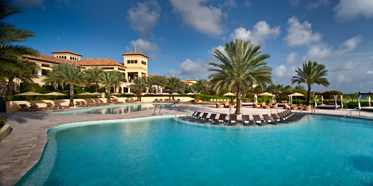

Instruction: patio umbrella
[15,91,44,103]
[223,92,236,104]
[258,92,273,104]
[79,92,92,95]
[45,92,66,101]
[289,92,304,104]
[171,93,179,95]
[186,92,195,95]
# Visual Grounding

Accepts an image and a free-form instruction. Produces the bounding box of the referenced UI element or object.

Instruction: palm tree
[131,77,147,101]
[84,67,103,92]
[100,71,123,103]
[146,76,158,94]
[166,77,183,100]
[208,39,272,115]
[193,79,208,94]
[43,64,66,93]
[155,76,168,93]
[0,5,38,112]
[44,63,86,106]
[291,61,329,105]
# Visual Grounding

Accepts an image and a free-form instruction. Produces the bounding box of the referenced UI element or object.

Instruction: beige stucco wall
[6,97,194,112]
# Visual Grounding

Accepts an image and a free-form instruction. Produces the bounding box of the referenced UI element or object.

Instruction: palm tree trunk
[69,84,74,106]
[139,93,142,101]
[61,83,65,93]
[0,83,7,112]
[307,85,311,105]
[107,87,111,103]
[95,82,98,92]
[172,89,175,100]
[235,85,242,115]
[7,78,14,101]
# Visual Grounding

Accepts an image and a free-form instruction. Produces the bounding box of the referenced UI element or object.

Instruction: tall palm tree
[0,5,38,112]
[208,39,272,115]
[166,77,183,100]
[146,76,158,94]
[131,77,147,101]
[100,71,123,103]
[44,63,86,106]
[155,76,168,93]
[291,61,329,105]
[84,67,103,92]
[43,64,66,93]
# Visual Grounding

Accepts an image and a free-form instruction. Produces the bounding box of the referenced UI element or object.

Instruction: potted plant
[195,96,200,102]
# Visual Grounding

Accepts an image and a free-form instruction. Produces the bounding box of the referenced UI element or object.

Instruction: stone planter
[0,124,11,142]
[303,105,312,111]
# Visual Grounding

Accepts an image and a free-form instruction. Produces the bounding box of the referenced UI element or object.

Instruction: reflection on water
[76,104,173,114]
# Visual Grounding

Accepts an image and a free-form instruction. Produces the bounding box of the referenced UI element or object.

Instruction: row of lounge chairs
[179,109,304,125]
[153,99,180,103]
[210,99,237,102]
[19,102,70,112]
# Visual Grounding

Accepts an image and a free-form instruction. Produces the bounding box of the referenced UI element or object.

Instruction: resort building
[20,50,150,93]
[181,79,197,86]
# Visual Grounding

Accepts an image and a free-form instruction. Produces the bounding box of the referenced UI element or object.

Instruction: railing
[342,107,360,119]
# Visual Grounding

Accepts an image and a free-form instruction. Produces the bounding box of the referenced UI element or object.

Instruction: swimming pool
[61,103,173,114]
[17,115,373,185]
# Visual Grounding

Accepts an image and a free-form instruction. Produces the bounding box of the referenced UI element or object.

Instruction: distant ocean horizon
[345,94,370,99]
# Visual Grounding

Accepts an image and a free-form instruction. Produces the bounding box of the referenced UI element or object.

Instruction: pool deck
[1,103,373,186]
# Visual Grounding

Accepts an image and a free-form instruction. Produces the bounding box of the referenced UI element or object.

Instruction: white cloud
[169,0,225,36]
[273,65,297,79]
[230,21,280,45]
[245,1,251,7]
[334,0,373,22]
[127,1,161,37]
[288,0,300,6]
[284,16,322,46]
[307,0,331,9]
[166,59,211,79]
[126,38,159,60]
[368,70,373,75]
[285,52,297,65]
[302,36,362,61]
[57,37,60,40]
[209,45,228,57]
[224,0,236,7]
[336,74,352,83]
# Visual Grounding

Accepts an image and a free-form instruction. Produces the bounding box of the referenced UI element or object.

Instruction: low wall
[6,96,194,112]
[0,124,11,142]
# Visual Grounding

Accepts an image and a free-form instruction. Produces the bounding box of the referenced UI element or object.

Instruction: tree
[284,85,292,90]
[100,71,123,103]
[350,92,358,102]
[44,63,86,106]
[0,5,38,111]
[166,77,183,100]
[43,64,66,93]
[291,61,329,105]
[294,85,305,92]
[155,76,168,93]
[193,79,208,94]
[84,67,103,92]
[208,39,272,114]
[131,77,147,101]
[146,75,158,94]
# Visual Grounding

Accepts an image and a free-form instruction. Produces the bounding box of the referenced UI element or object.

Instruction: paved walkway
[0,103,372,186]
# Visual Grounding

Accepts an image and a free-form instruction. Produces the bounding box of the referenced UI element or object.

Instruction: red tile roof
[51,50,83,57]
[147,74,159,77]
[77,58,125,67]
[23,54,77,65]
[122,52,149,59]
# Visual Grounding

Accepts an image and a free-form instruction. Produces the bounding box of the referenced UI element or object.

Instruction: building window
[102,67,114,70]
[127,60,130,64]
[135,60,138,64]
[42,64,50,67]
[141,61,146,65]
[118,68,125,71]
[42,69,49,76]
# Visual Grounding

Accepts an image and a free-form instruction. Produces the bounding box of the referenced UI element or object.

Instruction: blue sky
[5,0,373,93]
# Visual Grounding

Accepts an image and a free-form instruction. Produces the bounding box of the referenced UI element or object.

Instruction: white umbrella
[258,92,273,104]
[92,92,101,95]
[171,93,179,95]
[15,91,44,103]
[289,92,304,104]
[45,92,66,101]
[186,92,196,95]
[223,92,236,104]
[79,92,92,95]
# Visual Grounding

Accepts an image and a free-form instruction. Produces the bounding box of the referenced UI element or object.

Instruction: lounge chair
[211,114,227,125]
[199,114,217,123]
[216,103,224,108]
[253,115,266,125]
[189,113,208,122]
[18,104,35,112]
[227,114,237,125]
[54,102,70,108]
[97,99,110,105]
[75,101,89,107]
[179,111,197,119]
[271,103,278,109]
[271,114,284,123]
[263,114,278,125]
[283,103,291,109]
[242,115,253,126]
[183,112,201,121]
[30,103,47,111]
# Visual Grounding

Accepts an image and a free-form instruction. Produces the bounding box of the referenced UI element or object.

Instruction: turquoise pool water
[61,103,172,114]
[17,115,373,185]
